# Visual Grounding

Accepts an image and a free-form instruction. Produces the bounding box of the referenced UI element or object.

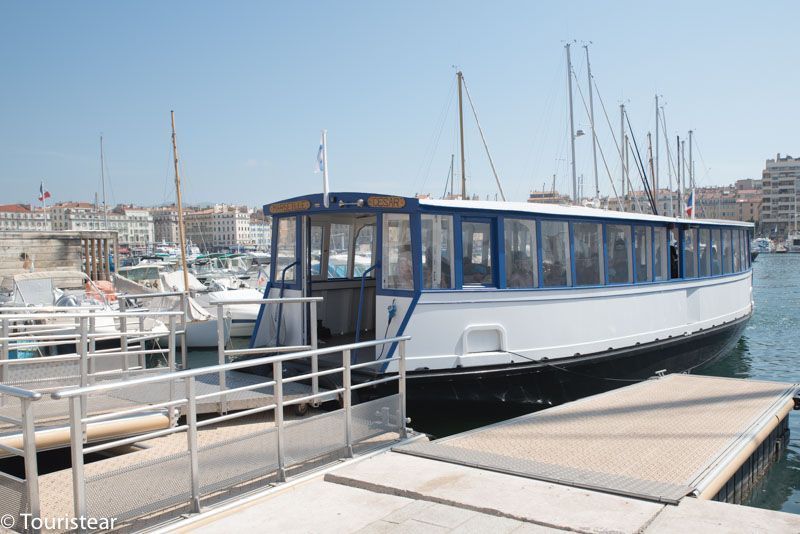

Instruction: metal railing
[50,334,410,522]
[214,296,322,413]
[116,291,189,369]
[0,309,184,417]
[0,384,42,529]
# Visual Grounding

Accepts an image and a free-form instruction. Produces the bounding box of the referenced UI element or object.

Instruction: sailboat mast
[620,104,626,207]
[100,135,108,230]
[584,44,599,200]
[449,153,455,197]
[457,71,466,199]
[170,111,191,296]
[654,95,659,210]
[688,130,695,219]
[566,43,578,203]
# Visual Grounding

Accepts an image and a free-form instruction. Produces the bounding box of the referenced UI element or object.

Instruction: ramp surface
[395,374,796,503]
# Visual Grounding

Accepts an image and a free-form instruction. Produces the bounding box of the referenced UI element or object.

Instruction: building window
[572,222,603,286]
[606,224,632,284]
[541,220,570,287]
[504,218,537,288]
[382,214,413,290]
[421,215,454,289]
[461,220,493,286]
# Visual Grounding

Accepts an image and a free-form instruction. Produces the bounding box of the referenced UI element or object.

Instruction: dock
[160,374,800,534]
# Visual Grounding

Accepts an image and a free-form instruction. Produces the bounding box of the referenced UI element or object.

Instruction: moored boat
[250,192,754,407]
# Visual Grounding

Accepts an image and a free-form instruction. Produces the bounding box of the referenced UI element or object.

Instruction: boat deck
[395,374,797,503]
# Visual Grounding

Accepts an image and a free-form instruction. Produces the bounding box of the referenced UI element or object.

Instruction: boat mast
[457,70,467,199]
[449,153,455,197]
[584,44,599,200]
[688,130,695,219]
[170,111,191,296]
[654,95,659,212]
[660,105,675,216]
[620,104,626,208]
[100,135,108,230]
[566,43,578,204]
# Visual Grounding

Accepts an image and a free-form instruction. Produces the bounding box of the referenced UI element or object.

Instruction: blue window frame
[460,217,496,287]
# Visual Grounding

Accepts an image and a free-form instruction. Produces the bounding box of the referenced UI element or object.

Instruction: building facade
[151,206,180,244]
[760,154,799,237]
[0,204,49,231]
[185,204,259,251]
[49,202,154,246]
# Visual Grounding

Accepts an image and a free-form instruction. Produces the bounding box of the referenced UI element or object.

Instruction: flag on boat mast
[315,130,330,208]
[685,190,695,218]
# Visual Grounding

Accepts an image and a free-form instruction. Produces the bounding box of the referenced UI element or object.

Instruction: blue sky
[1,1,797,207]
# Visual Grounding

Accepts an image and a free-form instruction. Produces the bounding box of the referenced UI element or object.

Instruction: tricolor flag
[38,181,51,202]
[685,191,694,217]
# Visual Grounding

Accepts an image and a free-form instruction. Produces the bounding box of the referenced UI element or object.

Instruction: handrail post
[78,316,89,422]
[310,300,319,404]
[119,300,133,370]
[21,397,40,522]
[273,360,286,482]
[180,294,188,370]
[168,315,177,423]
[88,315,97,380]
[186,376,201,513]
[343,349,353,457]
[69,396,87,522]
[1,318,8,405]
[399,339,407,439]
[216,303,227,414]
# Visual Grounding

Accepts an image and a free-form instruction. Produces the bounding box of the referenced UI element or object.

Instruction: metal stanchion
[399,339,407,439]
[185,377,201,513]
[216,303,227,414]
[69,396,87,521]
[273,360,286,482]
[21,397,40,522]
[343,349,353,457]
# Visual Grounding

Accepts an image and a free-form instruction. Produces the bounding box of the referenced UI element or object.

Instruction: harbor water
[187,253,800,514]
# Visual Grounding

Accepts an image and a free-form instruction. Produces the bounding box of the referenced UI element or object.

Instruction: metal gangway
[0,296,411,532]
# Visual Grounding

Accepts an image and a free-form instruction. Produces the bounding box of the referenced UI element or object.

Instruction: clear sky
[1,1,797,207]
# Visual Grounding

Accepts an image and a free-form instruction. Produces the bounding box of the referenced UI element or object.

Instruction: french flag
[38,181,51,202]
[685,191,693,217]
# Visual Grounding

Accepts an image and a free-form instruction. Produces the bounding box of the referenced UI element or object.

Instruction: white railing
[50,334,410,522]
[0,384,41,527]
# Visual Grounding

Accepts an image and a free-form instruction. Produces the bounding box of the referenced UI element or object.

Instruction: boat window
[504,218,537,288]
[353,224,375,277]
[462,221,494,286]
[741,230,749,269]
[654,227,668,281]
[634,226,652,283]
[607,224,632,284]
[275,217,296,283]
[669,227,680,279]
[328,223,351,278]
[732,230,741,272]
[711,228,722,275]
[683,228,698,278]
[382,214,413,290]
[723,229,733,274]
[699,228,711,277]
[310,225,324,277]
[541,220,571,287]
[573,222,603,286]
[421,215,454,289]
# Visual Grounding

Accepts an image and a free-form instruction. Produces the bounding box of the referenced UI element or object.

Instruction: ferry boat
[250,192,754,407]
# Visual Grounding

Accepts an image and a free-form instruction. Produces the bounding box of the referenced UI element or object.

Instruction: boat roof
[265,192,754,228]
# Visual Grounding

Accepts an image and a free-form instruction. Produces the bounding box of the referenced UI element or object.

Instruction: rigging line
[691,132,712,186]
[415,77,456,194]
[625,112,658,214]
[625,136,644,213]
[570,71,622,205]
[461,76,506,201]
[504,350,641,383]
[660,108,678,195]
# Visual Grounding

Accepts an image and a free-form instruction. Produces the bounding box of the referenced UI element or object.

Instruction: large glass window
[683,228,698,278]
[310,225,324,276]
[275,217,297,283]
[723,229,733,274]
[541,220,571,287]
[382,214,413,290]
[607,224,632,284]
[711,229,722,275]
[654,226,669,281]
[421,215,454,289]
[634,226,652,282]
[699,228,711,277]
[327,223,351,278]
[669,227,680,279]
[353,224,375,277]
[504,219,537,288]
[732,230,741,272]
[573,222,603,286]
[462,220,494,286]
[742,230,749,269]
